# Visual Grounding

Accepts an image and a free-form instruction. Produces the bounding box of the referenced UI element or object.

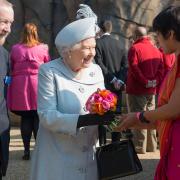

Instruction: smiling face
[65,37,96,71]
[0,6,14,45]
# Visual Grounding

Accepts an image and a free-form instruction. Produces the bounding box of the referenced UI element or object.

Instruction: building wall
[6,0,177,57]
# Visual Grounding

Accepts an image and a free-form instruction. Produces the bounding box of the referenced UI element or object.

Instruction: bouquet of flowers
[85,88,120,131]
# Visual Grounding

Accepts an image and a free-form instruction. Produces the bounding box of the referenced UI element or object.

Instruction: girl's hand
[113,113,138,131]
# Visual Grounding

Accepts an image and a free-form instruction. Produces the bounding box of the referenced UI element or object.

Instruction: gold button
[79,86,85,93]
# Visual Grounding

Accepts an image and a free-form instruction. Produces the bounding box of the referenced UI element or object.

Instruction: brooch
[89,72,95,77]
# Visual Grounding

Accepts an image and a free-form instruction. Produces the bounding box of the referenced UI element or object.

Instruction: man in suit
[0,0,14,178]
[94,20,128,143]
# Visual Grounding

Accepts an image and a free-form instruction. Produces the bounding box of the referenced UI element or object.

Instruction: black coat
[94,35,128,92]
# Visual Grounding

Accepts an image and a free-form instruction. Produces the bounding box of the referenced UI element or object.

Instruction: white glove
[111,77,117,84]
[114,79,124,90]
[152,80,157,87]
[146,80,157,88]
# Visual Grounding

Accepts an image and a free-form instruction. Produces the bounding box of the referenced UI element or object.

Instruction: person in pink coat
[8,23,50,160]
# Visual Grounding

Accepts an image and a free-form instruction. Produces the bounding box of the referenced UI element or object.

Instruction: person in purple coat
[8,23,50,160]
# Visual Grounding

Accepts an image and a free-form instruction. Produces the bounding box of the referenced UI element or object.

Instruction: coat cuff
[38,110,79,136]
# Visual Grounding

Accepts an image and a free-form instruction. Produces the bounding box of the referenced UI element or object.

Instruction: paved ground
[3,127,160,180]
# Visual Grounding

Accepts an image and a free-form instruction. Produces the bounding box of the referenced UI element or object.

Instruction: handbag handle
[98,124,133,147]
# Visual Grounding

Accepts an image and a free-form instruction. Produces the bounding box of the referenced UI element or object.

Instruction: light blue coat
[30,58,105,180]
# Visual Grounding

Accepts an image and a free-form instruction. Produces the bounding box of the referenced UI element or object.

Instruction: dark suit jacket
[94,35,127,142]
[94,35,128,92]
[0,46,10,177]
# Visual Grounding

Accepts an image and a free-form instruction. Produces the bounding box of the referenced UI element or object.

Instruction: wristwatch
[137,111,150,124]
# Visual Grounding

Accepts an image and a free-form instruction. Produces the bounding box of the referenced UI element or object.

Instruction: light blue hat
[55,18,96,55]
[76,4,98,23]
[76,4,100,34]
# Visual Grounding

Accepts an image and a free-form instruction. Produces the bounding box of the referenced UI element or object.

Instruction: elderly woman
[30,18,115,180]
[115,5,180,180]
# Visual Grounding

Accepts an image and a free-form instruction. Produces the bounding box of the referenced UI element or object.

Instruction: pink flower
[104,93,114,102]
[85,89,118,115]
[86,102,92,111]
[102,100,111,110]
[87,94,94,102]
[93,94,103,103]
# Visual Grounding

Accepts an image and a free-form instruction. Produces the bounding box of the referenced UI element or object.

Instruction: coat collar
[133,36,150,45]
[49,58,104,85]
[101,32,110,37]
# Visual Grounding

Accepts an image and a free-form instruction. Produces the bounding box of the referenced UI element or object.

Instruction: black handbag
[96,139,142,180]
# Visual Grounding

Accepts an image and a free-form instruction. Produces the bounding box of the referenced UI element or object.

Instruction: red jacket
[126,37,164,95]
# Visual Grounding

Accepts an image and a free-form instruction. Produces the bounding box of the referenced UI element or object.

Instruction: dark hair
[153,5,180,41]
[99,20,112,33]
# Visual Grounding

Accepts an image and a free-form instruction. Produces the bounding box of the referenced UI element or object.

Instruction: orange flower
[86,89,118,115]
[98,89,110,98]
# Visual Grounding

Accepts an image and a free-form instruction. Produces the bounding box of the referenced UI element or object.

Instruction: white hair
[60,42,82,58]
[0,0,13,11]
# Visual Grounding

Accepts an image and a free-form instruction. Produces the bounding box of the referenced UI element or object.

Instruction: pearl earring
[68,50,72,59]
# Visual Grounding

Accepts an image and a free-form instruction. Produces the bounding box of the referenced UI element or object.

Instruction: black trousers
[0,127,10,177]
[12,110,39,153]
[111,90,122,142]
[98,126,122,145]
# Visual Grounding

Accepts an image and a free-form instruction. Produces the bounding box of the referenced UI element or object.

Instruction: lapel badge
[89,72,95,77]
